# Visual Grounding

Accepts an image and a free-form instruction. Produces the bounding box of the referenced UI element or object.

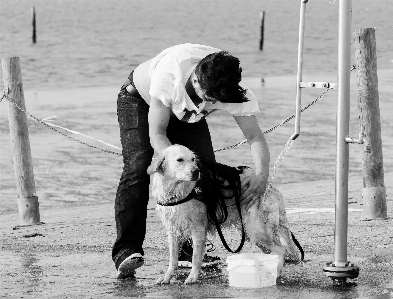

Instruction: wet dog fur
[147,144,302,284]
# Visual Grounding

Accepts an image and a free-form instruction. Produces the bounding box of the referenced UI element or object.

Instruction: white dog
[147,144,303,285]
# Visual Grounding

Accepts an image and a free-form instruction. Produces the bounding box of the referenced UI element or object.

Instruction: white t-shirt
[149,43,260,123]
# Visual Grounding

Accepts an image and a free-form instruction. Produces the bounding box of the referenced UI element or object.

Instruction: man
[113,43,270,279]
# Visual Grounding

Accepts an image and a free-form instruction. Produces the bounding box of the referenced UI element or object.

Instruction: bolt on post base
[323,262,359,285]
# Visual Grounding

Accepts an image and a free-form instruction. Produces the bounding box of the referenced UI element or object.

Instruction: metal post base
[323,262,359,285]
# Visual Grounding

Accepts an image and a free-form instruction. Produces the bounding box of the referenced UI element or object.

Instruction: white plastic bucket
[226,253,279,288]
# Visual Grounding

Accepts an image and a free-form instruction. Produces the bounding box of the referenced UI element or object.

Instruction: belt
[123,78,143,100]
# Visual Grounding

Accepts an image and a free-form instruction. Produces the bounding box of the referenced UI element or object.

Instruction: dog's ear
[147,156,165,175]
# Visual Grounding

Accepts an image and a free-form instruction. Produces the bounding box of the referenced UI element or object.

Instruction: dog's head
[147,145,200,182]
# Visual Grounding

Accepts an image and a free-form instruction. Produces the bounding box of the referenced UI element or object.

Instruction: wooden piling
[32,7,36,43]
[353,28,387,220]
[259,11,265,51]
[1,57,41,225]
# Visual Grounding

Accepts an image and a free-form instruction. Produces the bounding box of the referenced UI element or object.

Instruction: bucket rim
[226,252,279,263]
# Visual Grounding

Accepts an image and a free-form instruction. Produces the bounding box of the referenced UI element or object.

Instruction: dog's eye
[191,158,195,162]
[177,158,184,162]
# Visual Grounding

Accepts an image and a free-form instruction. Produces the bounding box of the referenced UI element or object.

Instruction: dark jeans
[112,83,216,266]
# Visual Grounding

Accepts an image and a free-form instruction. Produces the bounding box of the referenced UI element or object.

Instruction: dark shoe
[116,253,144,279]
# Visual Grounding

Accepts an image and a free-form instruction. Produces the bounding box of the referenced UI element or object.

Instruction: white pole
[324,0,359,284]
[291,0,308,141]
[334,0,352,267]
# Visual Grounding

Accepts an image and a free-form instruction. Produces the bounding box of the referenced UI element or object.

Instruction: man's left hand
[240,172,268,205]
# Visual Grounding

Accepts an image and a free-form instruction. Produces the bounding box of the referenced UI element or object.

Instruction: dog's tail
[290,232,305,261]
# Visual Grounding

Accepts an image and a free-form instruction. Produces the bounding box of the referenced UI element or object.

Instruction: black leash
[291,232,305,261]
[212,187,246,254]
[199,161,246,253]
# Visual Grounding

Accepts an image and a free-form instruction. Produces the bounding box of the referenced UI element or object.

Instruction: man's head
[194,51,248,104]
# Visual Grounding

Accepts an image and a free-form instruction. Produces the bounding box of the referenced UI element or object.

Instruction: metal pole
[291,0,308,141]
[334,0,352,266]
[323,0,359,284]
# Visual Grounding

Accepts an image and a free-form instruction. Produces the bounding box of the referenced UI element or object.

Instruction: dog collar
[156,186,203,207]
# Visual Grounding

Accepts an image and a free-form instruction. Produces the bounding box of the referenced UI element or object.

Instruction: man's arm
[234,114,270,200]
[148,96,172,155]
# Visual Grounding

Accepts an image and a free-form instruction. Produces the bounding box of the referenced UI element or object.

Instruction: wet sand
[0,172,392,298]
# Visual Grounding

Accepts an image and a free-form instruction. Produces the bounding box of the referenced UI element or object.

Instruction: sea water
[0,0,391,91]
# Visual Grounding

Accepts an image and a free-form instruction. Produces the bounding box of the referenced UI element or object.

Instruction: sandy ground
[0,70,392,298]
[0,173,392,298]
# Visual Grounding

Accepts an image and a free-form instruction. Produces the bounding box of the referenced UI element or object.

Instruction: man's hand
[240,171,268,205]
[234,115,270,206]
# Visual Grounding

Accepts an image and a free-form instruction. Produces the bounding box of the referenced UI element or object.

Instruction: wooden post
[259,11,265,51]
[353,28,387,220]
[32,7,37,44]
[1,57,41,225]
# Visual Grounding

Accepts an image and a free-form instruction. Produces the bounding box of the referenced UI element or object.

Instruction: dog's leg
[184,229,206,284]
[270,245,286,276]
[156,233,180,284]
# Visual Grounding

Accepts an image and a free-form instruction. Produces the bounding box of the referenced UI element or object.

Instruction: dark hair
[194,51,248,103]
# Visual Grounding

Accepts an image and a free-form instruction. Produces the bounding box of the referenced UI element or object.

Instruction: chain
[214,87,334,153]
[1,88,8,102]
[1,66,356,156]
[214,65,357,153]
[1,92,122,156]
[0,88,335,156]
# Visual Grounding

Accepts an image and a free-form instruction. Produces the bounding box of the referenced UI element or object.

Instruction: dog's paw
[155,276,171,285]
[184,274,199,285]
